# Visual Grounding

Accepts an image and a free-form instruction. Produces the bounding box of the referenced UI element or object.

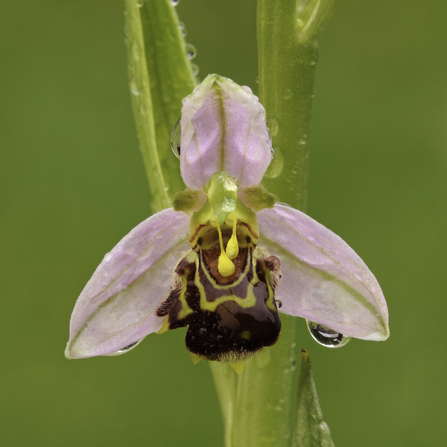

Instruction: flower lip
[155,229,282,363]
[179,74,272,190]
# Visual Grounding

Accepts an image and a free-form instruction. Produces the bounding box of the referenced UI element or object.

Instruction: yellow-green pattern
[156,232,282,363]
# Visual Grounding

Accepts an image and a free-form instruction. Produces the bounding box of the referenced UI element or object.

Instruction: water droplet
[267,118,279,137]
[190,63,199,76]
[171,0,179,5]
[185,43,196,60]
[264,146,284,179]
[178,21,187,37]
[170,118,181,158]
[306,320,351,348]
[290,359,297,372]
[132,41,140,62]
[254,348,271,369]
[107,340,142,356]
[255,75,259,84]
[103,252,113,261]
[299,133,308,145]
[130,78,139,96]
[275,299,282,308]
[283,89,293,100]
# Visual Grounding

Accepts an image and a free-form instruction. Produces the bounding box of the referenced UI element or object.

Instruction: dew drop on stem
[185,43,196,60]
[190,63,199,77]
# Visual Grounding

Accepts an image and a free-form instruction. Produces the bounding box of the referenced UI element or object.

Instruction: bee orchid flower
[65,75,389,366]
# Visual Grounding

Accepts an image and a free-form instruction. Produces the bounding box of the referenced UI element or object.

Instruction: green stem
[210,1,337,446]
[258,0,335,212]
[210,315,298,447]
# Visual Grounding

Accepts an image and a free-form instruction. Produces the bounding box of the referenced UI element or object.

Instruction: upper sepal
[258,204,389,341]
[65,209,190,359]
[179,74,272,190]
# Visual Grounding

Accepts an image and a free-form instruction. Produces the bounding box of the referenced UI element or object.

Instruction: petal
[65,209,191,359]
[180,74,272,190]
[258,204,389,341]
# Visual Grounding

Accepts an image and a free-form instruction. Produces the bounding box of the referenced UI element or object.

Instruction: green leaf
[124,0,196,212]
[292,350,335,447]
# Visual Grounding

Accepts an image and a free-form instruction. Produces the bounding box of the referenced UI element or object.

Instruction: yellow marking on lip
[196,249,259,312]
[157,317,170,335]
[225,213,239,260]
[217,221,235,277]
[177,274,195,320]
[200,247,251,290]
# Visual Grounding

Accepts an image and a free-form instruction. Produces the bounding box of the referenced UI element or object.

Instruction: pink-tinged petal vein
[258,204,389,341]
[181,91,222,190]
[66,209,190,359]
[179,75,272,190]
[221,88,271,187]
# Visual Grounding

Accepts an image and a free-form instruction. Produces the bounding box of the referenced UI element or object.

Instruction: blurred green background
[1,0,446,446]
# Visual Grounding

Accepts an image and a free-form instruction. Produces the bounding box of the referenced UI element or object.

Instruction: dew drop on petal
[107,340,143,356]
[185,43,196,60]
[170,118,181,158]
[171,0,179,5]
[275,299,282,309]
[103,252,113,262]
[306,320,351,348]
